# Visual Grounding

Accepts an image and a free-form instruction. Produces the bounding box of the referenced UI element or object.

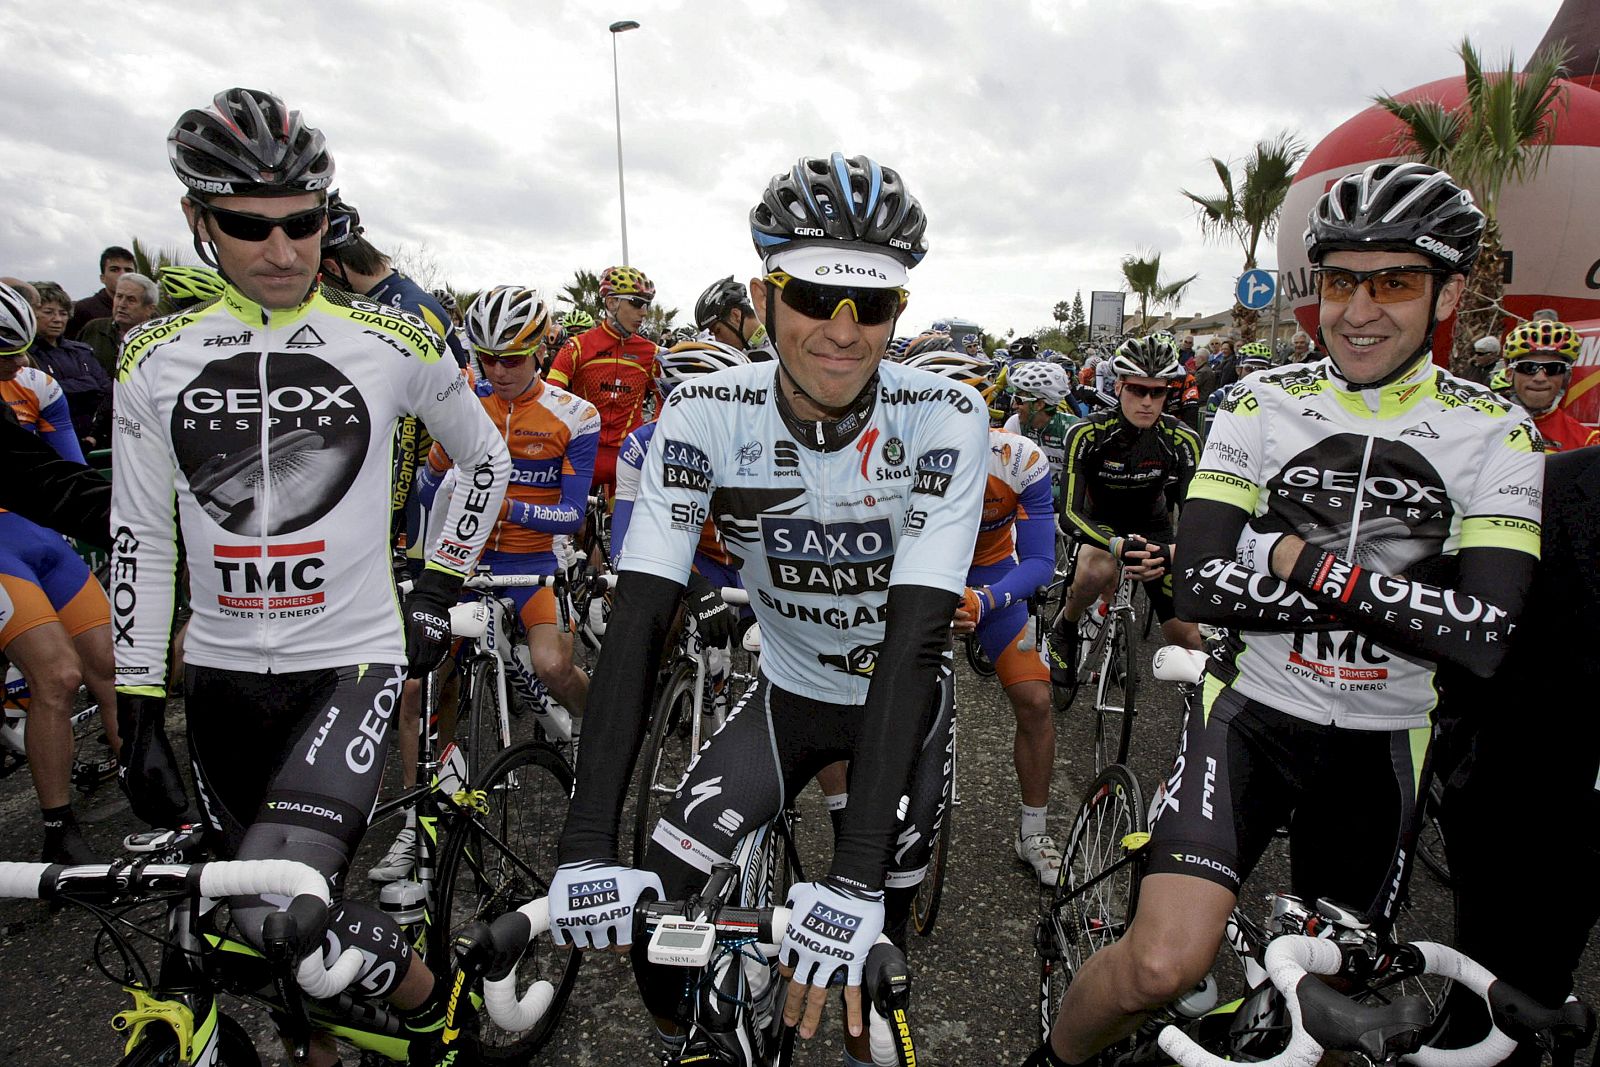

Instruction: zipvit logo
[212,540,327,612]
[912,448,959,497]
[1415,235,1464,263]
[204,331,253,348]
[661,438,712,493]
[762,516,893,594]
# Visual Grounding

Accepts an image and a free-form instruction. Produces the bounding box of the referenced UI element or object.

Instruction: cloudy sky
[0,0,1564,337]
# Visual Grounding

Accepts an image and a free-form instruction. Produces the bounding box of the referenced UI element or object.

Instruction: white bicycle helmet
[465,286,550,353]
[902,349,992,390]
[1110,335,1184,379]
[1006,360,1071,404]
[657,339,750,393]
[0,282,36,354]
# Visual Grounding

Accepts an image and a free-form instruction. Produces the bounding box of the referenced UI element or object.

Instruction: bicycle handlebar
[0,858,364,1000]
[476,896,911,1065]
[1158,936,1583,1067]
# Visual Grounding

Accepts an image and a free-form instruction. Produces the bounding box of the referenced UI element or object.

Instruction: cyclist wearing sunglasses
[1028,163,1545,1067]
[1045,334,1204,692]
[694,274,775,359]
[552,152,985,1061]
[112,88,511,1067]
[548,265,661,495]
[1500,319,1598,453]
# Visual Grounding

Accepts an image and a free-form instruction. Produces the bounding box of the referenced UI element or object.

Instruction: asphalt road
[0,633,1593,1066]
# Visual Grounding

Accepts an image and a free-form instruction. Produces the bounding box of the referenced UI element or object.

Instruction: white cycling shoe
[367,825,415,883]
[1016,831,1063,886]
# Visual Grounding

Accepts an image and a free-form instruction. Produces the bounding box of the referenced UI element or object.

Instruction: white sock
[1020,804,1048,840]
[825,792,849,813]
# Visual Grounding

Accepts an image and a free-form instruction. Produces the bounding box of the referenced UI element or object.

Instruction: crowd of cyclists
[0,85,1595,1066]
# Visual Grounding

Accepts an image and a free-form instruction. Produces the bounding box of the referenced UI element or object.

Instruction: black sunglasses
[765,272,906,326]
[1511,359,1570,377]
[1120,382,1179,400]
[204,203,328,242]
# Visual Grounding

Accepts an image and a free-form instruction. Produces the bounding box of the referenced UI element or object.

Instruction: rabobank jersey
[1,367,84,464]
[111,285,510,692]
[974,429,1053,566]
[621,361,988,703]
[1188,358,1543,729]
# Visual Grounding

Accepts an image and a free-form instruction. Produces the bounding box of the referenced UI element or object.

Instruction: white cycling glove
[779,879,885,988]
[547,860,663,949]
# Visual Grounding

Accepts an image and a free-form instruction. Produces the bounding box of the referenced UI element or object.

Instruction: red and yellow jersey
[547,322,660,451]
[973,429,1053,566]
[427,379,600,555]
[1532,405,1600,454]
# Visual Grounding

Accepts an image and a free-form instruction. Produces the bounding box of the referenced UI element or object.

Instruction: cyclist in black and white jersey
[550,153,986,1061]
[1030,164,1545,1067]
[111,88,509,1067]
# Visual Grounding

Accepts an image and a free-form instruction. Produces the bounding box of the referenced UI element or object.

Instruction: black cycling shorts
[186,662,416,997]
[1144,673,1430,924]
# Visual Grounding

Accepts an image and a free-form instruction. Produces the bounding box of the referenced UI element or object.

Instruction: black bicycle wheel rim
[630,660,699,866]
[459,655,503,785]
[911,783,953,937]
[963,634,996,678]
[1114,605,1138,766]
[1039,763,1146,1043]
[434,740,581,1059]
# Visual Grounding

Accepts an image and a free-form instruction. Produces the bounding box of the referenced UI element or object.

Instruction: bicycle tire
[456,655,505,786]
[114,1012,261,1066]
[1091,607,1138,772]
[1038,763,1146,1043]
[1415,775,1451,890]
[630,659,700,866]
[434,740,581,1060]
[911,781,952,937]
[963,634,997,678]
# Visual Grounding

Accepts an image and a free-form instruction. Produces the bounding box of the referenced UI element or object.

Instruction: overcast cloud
[0,0,1558,336]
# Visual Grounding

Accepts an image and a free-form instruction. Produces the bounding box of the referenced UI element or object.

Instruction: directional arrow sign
[1236,269,1276,311]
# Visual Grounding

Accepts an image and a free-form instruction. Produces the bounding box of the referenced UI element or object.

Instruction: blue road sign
[1236,269,1276,310]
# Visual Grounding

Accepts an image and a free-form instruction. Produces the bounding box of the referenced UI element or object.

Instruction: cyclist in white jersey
[1029,163,1545,1067]
[550,153,986,1063]
[111,88,509,1067]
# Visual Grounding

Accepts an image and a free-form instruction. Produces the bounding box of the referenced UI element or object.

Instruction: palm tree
[1376,37,1570,373]
[556,269,603,322]
[129,237,190,279]
[1121,251,1197,333]
[1180,130,1307,340]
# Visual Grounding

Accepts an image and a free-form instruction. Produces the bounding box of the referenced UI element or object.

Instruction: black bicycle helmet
[168,88,335,197]
[321,190,363,250]
[1009,335,1039,361]
[902,332,956,360]
[695,275,751,329]
[1304,162,1484,272]
[750,153,928,268]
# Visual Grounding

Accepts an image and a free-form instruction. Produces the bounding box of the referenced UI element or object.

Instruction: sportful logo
[774,440,800,468]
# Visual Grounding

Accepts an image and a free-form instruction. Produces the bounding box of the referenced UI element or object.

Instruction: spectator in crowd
[1458,334,1502,387]
[1288,330,1314,363]
[66,246,135,338]
[28,283,112,452]
[1192,335,1234,402]
[1177,332,1195,369]
[79,272,159,374]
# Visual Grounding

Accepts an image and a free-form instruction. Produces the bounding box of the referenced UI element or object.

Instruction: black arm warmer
[557,570,683,864]
[1174,497,1335,632]
[1287,543,1534,678]
[828,583,959,892]
[1,418,111,549]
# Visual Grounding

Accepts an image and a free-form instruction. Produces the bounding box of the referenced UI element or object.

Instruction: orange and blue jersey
[967,430,1055,686]
[1,367,84,464]
[424,377,599,555]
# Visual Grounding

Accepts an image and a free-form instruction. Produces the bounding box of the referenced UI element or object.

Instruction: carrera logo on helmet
[188,178,235,194]
[1414,235,1464,263]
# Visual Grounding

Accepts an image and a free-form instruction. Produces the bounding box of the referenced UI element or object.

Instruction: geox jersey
[621,360,988,703]
[1187,358,1543,729]
[426,378,598,555]
[111,285,510,692]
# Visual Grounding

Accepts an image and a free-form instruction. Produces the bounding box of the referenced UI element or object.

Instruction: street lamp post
[609,19,640,266]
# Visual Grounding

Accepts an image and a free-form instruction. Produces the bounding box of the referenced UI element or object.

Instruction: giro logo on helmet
[1414,235,1464,264]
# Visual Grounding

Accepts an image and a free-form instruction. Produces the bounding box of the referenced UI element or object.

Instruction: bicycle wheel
[1090,608,1138,772]
[630,660,700,866]
[455,655,505,785]
[114,1012,261,1066]
[911,782,952,937]
[963,634,996,678]
[1038,763,1146,1043]
[1415,775,1451,890]
[434,740,581,1060]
